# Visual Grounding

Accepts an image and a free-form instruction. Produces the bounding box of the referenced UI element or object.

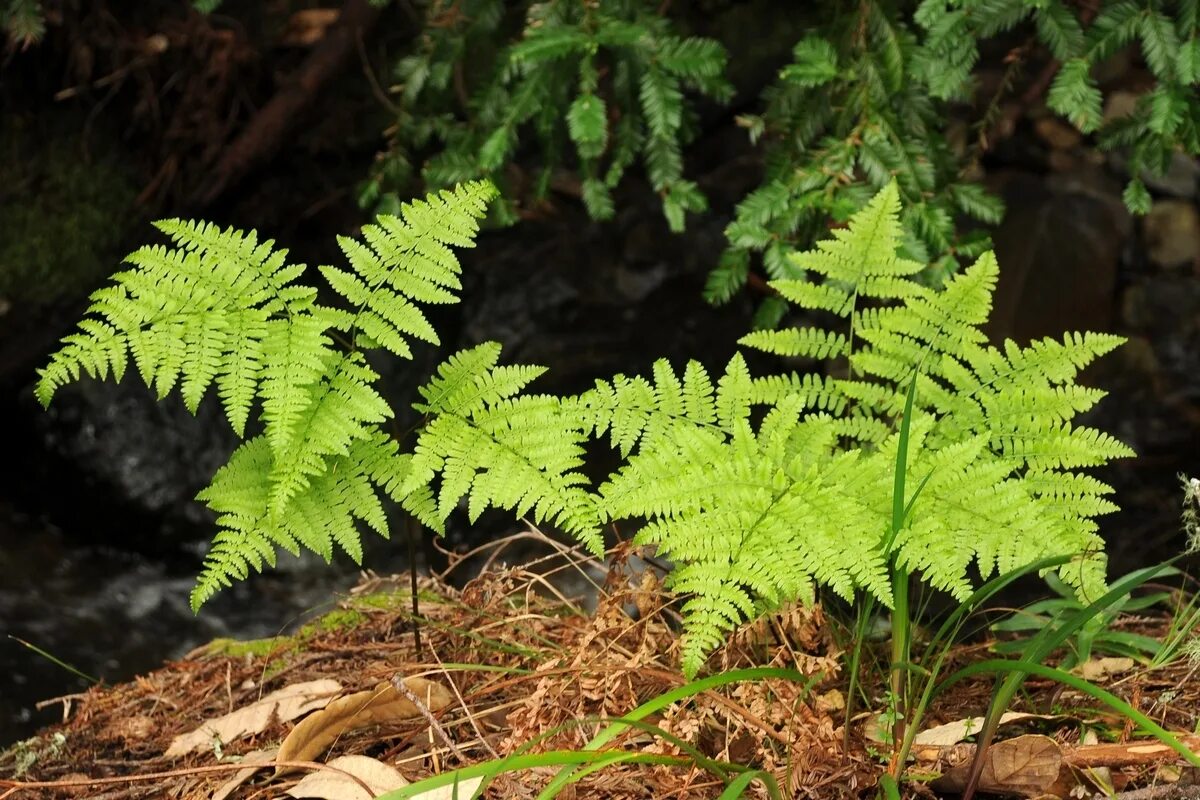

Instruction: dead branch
[188,0,382,209]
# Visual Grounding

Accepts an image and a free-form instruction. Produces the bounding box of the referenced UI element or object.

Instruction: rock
[28,376,238,544]
[1110,150,1200,199]
[1142,199,1200,270]
[985,169,1131,344]
[1103,90,1140,124]
[1034,116,1083,150]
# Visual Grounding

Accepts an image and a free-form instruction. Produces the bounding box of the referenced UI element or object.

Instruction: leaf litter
[2,531,1200,799]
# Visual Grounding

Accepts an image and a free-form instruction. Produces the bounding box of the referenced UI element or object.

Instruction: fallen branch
[188,0,382,209]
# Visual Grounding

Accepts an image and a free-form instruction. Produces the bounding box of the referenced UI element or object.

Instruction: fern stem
[405,514,423,654]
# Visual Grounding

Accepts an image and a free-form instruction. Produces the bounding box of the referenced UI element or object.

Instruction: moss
[297,609,368,638]
[197,589,446,671]
[348,588,446,612]
[0,732,68,778]
[0,113,138,304]
[203,636,297,659]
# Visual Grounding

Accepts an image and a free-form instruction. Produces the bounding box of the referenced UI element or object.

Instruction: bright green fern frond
[791,181,924,288]
[191,430,412,612]
[739,327,848,359]
[750,373,846,413]
[603,402,892,677]
[413,341,504,414]
[578,358,721,456]
[39,182,500,611]
[406,346,602,551]
[323,180,496,356]
[36,220,315,436]
[266,351,392,516]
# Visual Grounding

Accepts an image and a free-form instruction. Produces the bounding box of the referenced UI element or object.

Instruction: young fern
[36,180,602,610]
[37,177,1132,679]
[601,181,1131,676]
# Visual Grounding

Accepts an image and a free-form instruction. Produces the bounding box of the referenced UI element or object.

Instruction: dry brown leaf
[210,747,278,800]
[1078,656,1135,682]
[275,678,453,774]
[167,679,342,757]
[406,776,485,800]
[914,712,1057,747]
[933,734,1066,797]
[286,755,408,800]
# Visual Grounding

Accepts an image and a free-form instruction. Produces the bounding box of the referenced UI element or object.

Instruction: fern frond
[36,221,314,436]
[406,343,602,551]
[39,182,500,610]
[323,180,496,357]
[190,432,409,612]
[578,358,721,456]
[603,407,891,677]
[739,327,848,359]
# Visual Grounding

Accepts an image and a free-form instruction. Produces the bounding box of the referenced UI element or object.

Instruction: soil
[3,534,1200,800]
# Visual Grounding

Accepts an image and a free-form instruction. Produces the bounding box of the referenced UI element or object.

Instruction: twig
[33,692,88,724]
[390,673,468,762]
[429,646,501,759]
[0,760,372,798]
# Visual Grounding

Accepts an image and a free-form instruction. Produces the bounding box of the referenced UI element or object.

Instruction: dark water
[0,500,417,746]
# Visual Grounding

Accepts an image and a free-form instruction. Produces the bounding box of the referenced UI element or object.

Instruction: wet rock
[1110,150,1200,199]
[986,169,1131,344]
[1142,199,1200,271]
[457,187,754,392]
[29,376,237,544]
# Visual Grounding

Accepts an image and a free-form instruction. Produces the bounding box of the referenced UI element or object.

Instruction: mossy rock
[0,114,138,305]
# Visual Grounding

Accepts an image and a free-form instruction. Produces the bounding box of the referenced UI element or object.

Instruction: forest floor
[2,533,1200,800]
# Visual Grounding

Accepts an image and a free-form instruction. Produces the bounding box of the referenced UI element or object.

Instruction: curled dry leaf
[914,712,1060,747]
[276,677,453,774]
[286,755,408,800]
[1078,656,1136,682]
[166,679,343,758]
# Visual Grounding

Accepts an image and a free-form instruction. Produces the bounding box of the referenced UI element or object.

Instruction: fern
[364,0,730,232]
[37,180,604,610]
[603,182,1130,676]
[404,342,603,552]
[598,364,894,676]
[38,179,1134,678]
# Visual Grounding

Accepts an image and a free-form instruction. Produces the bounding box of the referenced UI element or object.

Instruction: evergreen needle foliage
[39,180,1130,680]
[361,0,730,231]
[349,0,1200,327]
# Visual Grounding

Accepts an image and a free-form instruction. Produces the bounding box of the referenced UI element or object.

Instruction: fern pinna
[37,180,601,610]
[590,182,1130,677]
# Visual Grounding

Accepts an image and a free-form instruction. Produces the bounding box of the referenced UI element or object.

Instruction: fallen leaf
[815,688,844,713]
[276,678,453,773]
[914,712,1056,747]
[933,734,1066,797]
[287,755,407,800]
[1078,656,1135,682]
[210,747,277,800]
[406,775,486,800]
[167,679,342,758]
